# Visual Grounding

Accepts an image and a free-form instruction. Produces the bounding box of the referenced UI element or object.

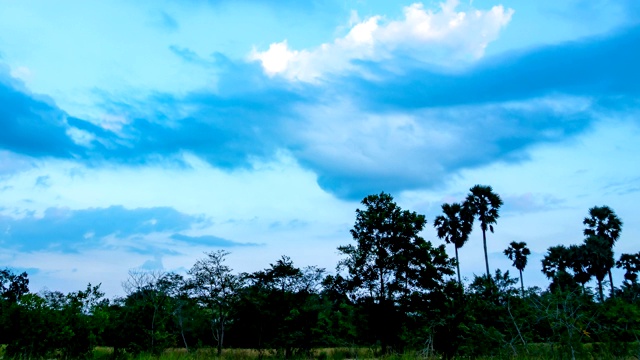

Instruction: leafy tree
[617,252,640,284]
[338,192,454,353]
[121,269,175,354]
[583,235,615,302]
[434,202,474,285]
[616,253,640,303]
[568,244,592,294]
[157,272,198,351]
[232,257,324,358]
[465,185,503,279]
[189,250,240,355]
[0,268,29,303]
[583,205,622,297]
[504,241,531,296]
[541,245,576,293]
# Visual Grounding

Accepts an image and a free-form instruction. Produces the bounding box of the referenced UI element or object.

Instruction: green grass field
[1,343,637,360]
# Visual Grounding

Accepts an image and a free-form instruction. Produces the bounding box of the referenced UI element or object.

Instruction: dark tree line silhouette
[1,186,639,359]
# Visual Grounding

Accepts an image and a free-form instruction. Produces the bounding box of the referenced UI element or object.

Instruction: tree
[189,250,240,356]
[121,269,174,354]
[583,235,615,302]
[465,185,503,279]
[0,269,29,303]
[541,245,575,293]
[504,241,531,296]
[583,205,622,297]
[617,252,640,284]
[616,253,640,303]
[568,244,592,294]
[338,192,454,353]
[434,202,474,286]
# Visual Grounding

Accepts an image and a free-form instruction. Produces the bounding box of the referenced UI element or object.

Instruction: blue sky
[1,0,639,296]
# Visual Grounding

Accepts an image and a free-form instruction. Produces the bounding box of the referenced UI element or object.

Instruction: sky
[1,0,639,297]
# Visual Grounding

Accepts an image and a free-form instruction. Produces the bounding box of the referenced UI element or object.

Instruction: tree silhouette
[189,250,240,355]
[338,192,454,353]
[584,235,614,302]
[503,241,530,296]
[617,252,640,284]
[541,245,575,293]
[568,244,592,294]
[434,202,474,286]
[465,185,503,279]
[583,205,622,298]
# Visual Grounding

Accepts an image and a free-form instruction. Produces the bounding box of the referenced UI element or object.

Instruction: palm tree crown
[434,202,474,285]
[504,241,530,296]
[583,205,622,298]
[504,241,530,272]
[583,205,622,247]
[465,185,503,279]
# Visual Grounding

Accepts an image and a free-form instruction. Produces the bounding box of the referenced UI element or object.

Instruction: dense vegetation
[1,185,639,359]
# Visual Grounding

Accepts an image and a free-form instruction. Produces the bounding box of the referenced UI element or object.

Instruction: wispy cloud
[170,233,262,247]
[0,206,207,252]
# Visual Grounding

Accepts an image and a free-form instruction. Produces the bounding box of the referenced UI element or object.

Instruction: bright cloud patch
[249,0,513,81]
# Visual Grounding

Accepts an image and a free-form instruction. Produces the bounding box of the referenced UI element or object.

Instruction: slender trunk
[455,246,462,286]
[217,313,224,356]
[482,227,490,279]
[519,269,524,297]
[177,310,189,351]
[598,279,604,302]
[379,269,387,354]
[608,269,615,298]
[151,306,157,351]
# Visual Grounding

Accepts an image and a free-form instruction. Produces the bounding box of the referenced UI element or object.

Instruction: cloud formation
[0,70,82,158]
[0,206,207,252]
[250,0,514,81]
[2,18,639,200]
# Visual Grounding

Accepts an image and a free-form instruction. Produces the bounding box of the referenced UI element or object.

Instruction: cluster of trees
[1,185,640,359]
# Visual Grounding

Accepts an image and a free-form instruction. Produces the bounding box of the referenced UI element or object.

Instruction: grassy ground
[3,344,638,360]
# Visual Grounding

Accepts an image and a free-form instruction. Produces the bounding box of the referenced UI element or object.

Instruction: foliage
[1,192,638,359]
[465,185,503,279]
[504,241,531,296]
[434,202,473,285]
[338,192,455,353]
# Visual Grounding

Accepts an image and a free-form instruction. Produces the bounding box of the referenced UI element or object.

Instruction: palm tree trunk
[482,228,490,279]
[598,279,604,302]
[519,269,524,297]
[455,246,462,286]
[608,269,615,298]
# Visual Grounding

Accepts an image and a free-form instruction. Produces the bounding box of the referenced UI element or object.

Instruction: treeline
[1,186,640,359]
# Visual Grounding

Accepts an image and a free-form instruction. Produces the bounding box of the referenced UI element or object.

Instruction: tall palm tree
[434,202,474,286]
[583,205,622,298]
[465,185,503,279]
[504,241,530,296]
[584,235,614,302]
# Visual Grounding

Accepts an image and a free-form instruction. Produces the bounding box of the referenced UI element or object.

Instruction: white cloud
[249,0,514,81]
